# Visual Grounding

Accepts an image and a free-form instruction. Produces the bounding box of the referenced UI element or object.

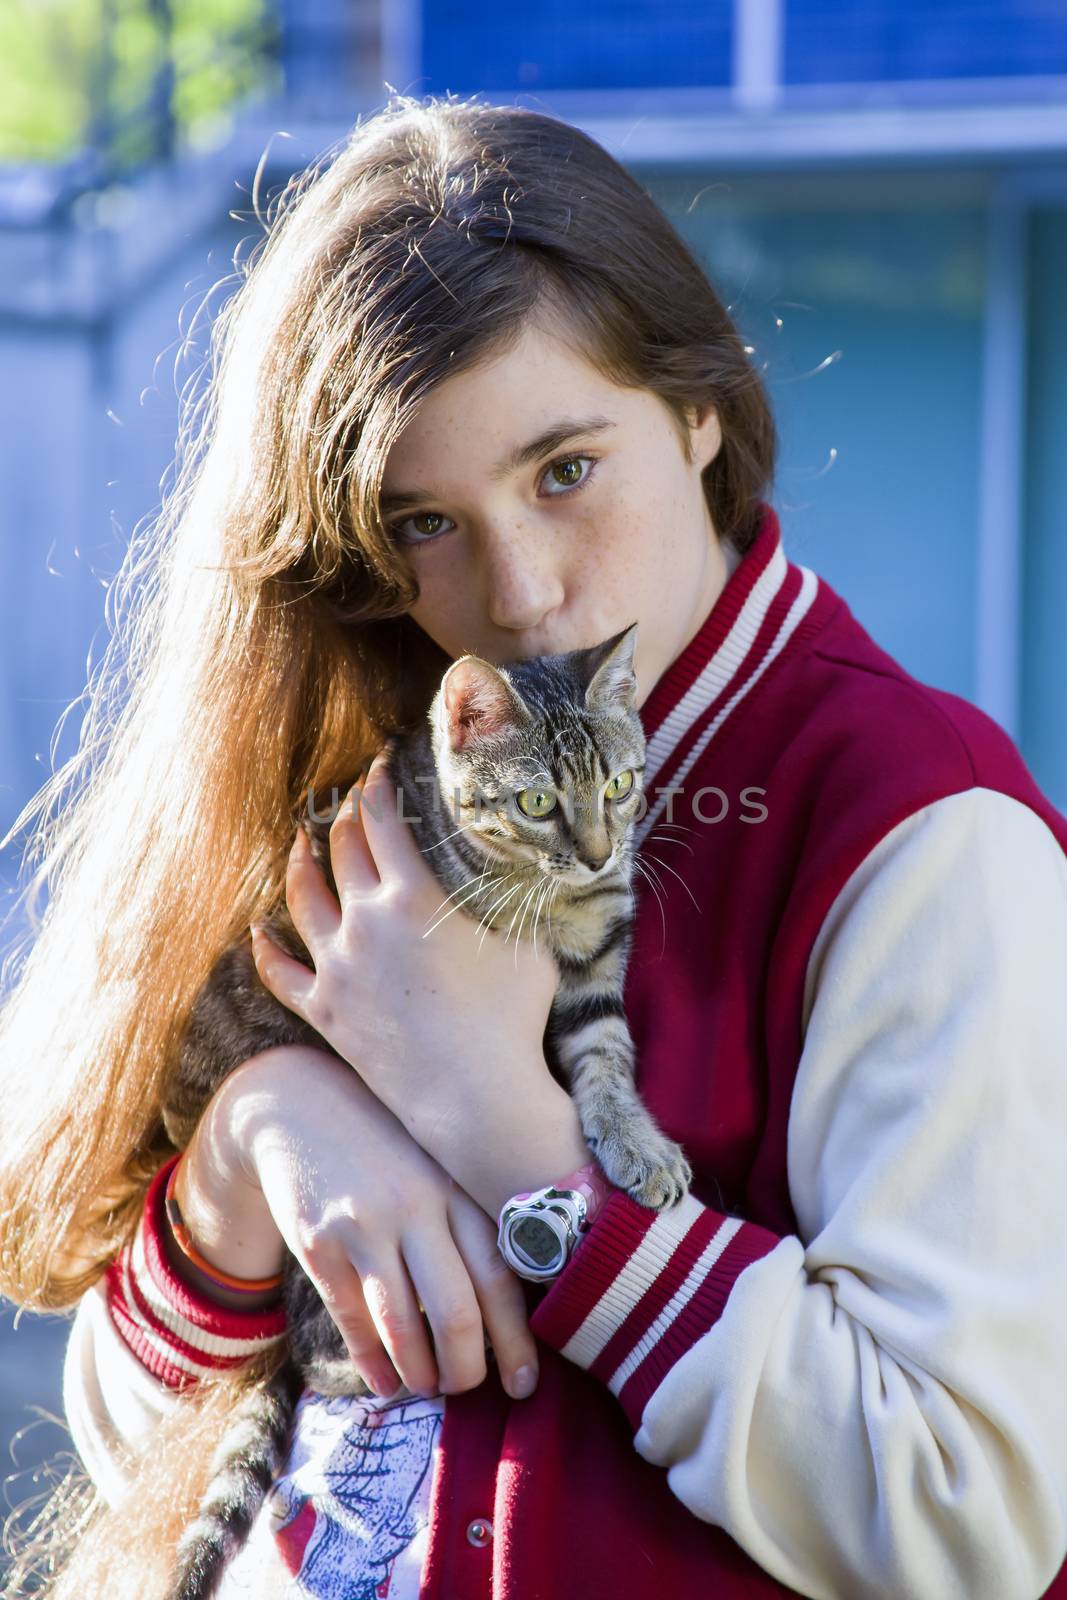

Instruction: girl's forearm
[165,1065,288,1309]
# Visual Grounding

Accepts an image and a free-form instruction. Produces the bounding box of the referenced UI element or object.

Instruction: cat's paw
[591,1127,692,1211]
[624,1142,693,1210]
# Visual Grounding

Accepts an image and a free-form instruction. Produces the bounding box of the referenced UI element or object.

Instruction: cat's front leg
[547,990,692,1210]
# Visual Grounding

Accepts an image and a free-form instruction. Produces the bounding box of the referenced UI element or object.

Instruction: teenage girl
[3,94,1066,1600]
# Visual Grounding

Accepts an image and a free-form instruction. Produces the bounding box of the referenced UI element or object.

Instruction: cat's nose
[579,850,612,873]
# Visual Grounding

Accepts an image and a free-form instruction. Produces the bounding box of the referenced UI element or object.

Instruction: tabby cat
[162,620,692,1599]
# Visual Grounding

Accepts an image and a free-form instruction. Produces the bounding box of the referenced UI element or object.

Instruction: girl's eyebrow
[380,414,616,512]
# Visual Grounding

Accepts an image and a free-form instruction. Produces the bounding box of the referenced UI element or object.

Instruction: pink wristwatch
[496,1159,617,1283]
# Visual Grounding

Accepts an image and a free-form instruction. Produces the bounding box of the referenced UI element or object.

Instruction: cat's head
[428,623,645,885]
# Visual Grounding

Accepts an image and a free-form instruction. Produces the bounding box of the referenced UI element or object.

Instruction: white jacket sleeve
[531,786,1067,1600]
[63,1280,183,1507]
[62,1169,287,1507]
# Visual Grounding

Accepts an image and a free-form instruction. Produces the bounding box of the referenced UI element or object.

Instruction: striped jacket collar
[635,504,820,845]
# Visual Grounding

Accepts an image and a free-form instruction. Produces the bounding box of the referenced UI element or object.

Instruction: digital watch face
[512,1215,560,1269]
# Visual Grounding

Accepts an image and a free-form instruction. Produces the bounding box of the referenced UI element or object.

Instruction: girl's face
[380,313,730,708]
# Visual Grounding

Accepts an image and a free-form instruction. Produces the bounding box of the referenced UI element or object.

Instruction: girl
[3,92,1067,1600]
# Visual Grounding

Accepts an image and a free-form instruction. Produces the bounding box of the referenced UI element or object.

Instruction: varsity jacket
[63,503,1067,1599]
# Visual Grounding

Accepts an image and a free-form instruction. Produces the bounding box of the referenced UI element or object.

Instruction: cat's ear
[438,656,530,752]
[584,622,639,711]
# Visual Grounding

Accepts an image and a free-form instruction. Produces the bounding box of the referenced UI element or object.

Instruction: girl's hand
[250,748,592,1217]
[179,1044,542,1402]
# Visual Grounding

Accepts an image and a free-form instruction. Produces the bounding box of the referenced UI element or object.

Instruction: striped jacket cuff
[104,1154,288,1391]
[528,1188,780,1430]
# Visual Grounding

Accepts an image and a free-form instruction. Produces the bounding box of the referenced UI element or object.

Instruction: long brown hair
[0,91,776,1593]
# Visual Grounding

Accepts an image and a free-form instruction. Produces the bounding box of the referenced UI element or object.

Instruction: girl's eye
[389,510,455,546]
[539,454,597,496]
[515,787,558,819]
[386,454,598,545]
[605,769,634,800]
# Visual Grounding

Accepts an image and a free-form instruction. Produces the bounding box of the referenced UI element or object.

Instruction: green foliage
[0,0,280,168]
[0,0,98,162]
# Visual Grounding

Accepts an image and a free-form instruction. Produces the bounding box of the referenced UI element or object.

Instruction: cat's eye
[605,769,634,801]
[515,787,558,819]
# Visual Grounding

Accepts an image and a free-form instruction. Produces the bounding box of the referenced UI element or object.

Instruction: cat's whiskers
[421,869,506,939]
[508,876,543,947]
[426,865,491,919]
[528,871,558,940]
[644,850,702,913]
[634,854,666,900]
[503,878,542,959]
[644,829,695,855]
[474,875,529,954]
[514,876,549,965]
[528,876,551,962]
[422,843,510,925]
[621,875,639,921]
[631,856,668,960]
[476,891,525,955]
[420,817,480,851]
[480,869,523,912]
[531,876,561,962]
[649,819,696,836]
[543,876,561,952]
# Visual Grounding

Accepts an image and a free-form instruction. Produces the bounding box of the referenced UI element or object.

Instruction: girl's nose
[483,530,566,633]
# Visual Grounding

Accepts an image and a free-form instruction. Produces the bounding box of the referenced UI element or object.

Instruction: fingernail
[509,1365,537,1399]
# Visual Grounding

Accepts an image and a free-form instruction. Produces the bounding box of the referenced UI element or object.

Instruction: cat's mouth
[551,856,621,887]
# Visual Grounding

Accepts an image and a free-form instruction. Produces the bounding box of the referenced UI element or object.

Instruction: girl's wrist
[451,1073,595,1221]
[159,1194,284,1312]
[171,1074,288,1293]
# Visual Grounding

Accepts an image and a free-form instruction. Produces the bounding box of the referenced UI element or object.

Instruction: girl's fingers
[448,1190,540,1400]
[303,1248,402,1397]
[285,824,342,947]
[356,746,420,885]
[399,1220,488,1397]
[328,776,381,904]
[250,925,316,1015]
[355,1246,442,1398]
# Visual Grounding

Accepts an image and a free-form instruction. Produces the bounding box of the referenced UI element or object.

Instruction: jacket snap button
[466,1517,493,1548]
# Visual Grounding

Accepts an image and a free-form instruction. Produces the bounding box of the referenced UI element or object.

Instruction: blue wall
[0,218,244,880]
[646,168,985,703]
[419,0,1067,95]
[784,1,1067,84]
[421,0,732,93]
[1022,207,1067,809]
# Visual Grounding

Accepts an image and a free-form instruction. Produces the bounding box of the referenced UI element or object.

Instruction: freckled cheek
[570,496,662,606]
[408,558,481,649]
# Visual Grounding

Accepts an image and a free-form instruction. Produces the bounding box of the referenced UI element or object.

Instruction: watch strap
[506,1158,614,1226]
[541,1158,614,1229]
